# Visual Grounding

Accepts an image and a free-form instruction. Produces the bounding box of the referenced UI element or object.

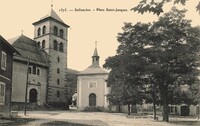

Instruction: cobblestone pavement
[10,111,200,126]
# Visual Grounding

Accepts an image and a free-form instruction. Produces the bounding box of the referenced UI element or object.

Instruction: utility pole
[24,51,30,115]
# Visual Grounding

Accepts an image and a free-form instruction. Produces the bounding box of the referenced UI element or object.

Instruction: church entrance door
[89,93,96,106]
[29,88,37,103]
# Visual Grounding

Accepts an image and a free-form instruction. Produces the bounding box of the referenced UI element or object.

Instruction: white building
[77,46,110,111]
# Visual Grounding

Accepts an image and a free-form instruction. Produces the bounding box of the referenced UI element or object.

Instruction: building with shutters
[0,35,19,116]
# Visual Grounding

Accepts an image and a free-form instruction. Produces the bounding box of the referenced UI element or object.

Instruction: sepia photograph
[0,0,200,125]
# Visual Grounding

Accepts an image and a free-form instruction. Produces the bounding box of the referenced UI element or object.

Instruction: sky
[0,0,200,71]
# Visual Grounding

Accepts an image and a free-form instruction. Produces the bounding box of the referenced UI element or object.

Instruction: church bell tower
[32,6,69,107]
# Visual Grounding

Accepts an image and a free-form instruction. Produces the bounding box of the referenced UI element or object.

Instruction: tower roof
[93,47,99,57]
[78,64,108,75]
[7,35,49,67]
[78,44,108,75]
[33,8,69,27]
[44,8,65,24]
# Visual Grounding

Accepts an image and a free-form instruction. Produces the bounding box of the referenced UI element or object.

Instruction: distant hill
[66,68,79,105]
[66,68,79,75]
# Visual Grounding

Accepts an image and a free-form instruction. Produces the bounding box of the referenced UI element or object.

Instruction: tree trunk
[162,86,169,122]
[131,103,137,113]
[118,104,121,113]
[128,103,131,115]
[152,92,157,120]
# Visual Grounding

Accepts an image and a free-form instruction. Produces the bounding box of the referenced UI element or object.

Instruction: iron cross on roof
[95,41,98,48]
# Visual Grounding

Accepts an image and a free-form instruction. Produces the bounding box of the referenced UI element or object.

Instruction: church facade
[77,46,110,111]
[8,8,69,108]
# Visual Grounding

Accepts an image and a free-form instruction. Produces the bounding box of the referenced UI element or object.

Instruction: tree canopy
[133,0,200,15]
[104,7,200,122]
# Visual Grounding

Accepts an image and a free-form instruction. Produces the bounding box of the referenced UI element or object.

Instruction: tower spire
[51,0,53,9]
[95,41,97,48]
[21,30,23,35]
[93,41,98,57]
[92,41,100,65]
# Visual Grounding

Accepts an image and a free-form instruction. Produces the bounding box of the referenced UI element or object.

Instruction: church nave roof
[8,35,49,67]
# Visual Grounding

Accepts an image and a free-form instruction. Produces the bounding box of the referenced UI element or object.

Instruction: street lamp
[24,51,30,115]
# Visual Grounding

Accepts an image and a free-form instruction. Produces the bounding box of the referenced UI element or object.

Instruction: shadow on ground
[42,120,108,126]
[0,118,36,126]
[169,120,200,126]
[41,121,92,126]
[0,118,108,126]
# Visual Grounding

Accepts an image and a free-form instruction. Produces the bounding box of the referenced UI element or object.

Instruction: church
[77,45,110,111]
[8,8,69,109]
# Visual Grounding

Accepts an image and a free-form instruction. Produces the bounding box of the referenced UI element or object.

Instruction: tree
[104,55,144,114]
[104,7,200,122]
[66,68,79,106]
[133,0,200,15]
[145,7,200,122]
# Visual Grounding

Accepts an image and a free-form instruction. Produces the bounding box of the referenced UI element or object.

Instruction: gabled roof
[7,35,49,67]
[78,64,108,75]
[33,8,69,27]
[0,35,20,54]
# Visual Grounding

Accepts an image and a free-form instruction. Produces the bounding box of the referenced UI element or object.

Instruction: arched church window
[42,25,46,35]
[37,68,41,75]
[37,28,41,36]
[37,41,40,47]
[53,40,58,50]
[42,40,45,49]
[57,91,60,97]
[33,66,36,75]
[28,66,32,74]
[60,29,64,38]
[59,42,63,52]
[54,26,58,35]
[89,93,96,106]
